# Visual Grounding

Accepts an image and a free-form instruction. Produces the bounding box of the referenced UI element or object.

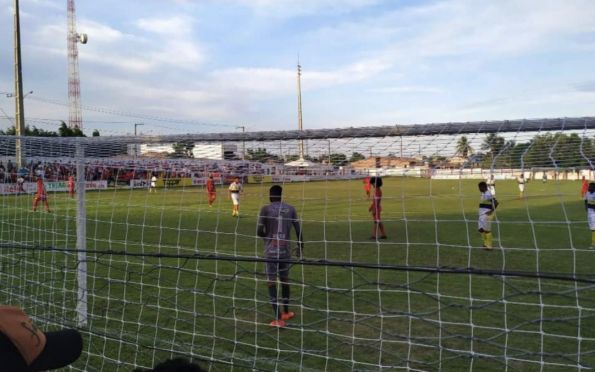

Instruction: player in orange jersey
[68,174,75,198]
[206,175,216,207]
[32,177,51,212]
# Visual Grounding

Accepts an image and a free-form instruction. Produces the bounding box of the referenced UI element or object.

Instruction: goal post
[0,117,594,370]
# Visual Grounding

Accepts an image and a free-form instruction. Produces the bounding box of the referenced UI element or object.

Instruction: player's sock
[281,283,290,313]
[268,285,280,319]
[379,223,387,238]
[485,232,493,249]
[591,231,595,247]
[480,232,485,246]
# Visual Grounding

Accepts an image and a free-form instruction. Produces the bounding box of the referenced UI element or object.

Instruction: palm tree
[456,136,473,158]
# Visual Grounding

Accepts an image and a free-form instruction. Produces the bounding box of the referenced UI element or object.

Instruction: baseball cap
[0,305,83,371]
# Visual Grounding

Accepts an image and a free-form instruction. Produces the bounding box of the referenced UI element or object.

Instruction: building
[133,143,237,160]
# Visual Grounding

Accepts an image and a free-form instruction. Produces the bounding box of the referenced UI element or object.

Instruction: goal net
[0,117,594,371]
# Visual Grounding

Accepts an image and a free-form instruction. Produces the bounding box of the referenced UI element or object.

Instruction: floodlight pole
[13,0,26,168]
[134,123,144,136]
[297,62,304,159]
[236,126,245,160]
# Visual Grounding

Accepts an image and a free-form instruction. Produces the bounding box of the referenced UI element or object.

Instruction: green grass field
[1,177,594,371]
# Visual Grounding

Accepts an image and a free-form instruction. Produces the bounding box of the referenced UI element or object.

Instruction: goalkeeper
[257,185,303,328]
[478,181,498,250]
[585,182,595,248]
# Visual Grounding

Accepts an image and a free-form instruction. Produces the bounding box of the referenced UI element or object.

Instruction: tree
[58,121,86,137]
[349,152,365,162]
[0,125,58,137]
[482,133,505,156]
[247,147,278,163]
[455,136,473,158]
[92,129,100,137]
[329,153,348,166]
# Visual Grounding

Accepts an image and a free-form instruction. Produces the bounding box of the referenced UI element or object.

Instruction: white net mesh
[0,118,594,370]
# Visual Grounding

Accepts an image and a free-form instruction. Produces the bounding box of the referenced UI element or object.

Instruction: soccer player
[581,176,589,198]
[206,175,216,207]
[368,176,387,240]
[32,176,51,212]
[257,185,303,328]
[228,177,242,216]
[517,174,526,199]
[486,174,496,196]
[16,176,25,194]
[68,174,75,198]
[585,182,595,248]
[478,181,498,250]
[150,174,157,193]
[363,176,371,200]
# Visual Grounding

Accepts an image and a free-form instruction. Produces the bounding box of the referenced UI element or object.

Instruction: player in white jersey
[228,177,243,216]
[584,183,595,248]
[150,174,157,193]
[517,174,526,199]
[478,181,498,250]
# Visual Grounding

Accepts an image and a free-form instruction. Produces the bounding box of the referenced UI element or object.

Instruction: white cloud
[136,16,193,35]
[230,0,380,17]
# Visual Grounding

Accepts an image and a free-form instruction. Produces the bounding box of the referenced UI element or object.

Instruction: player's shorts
[265,259,290,281]
[478,212,493,232]
[589,211,595,230]
[231,193,240,205]
[518,184,525,192]
[34,195,47,202]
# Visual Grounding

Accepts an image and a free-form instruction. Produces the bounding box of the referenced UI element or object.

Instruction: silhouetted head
[270,185,282,202]
[589,182,595,194]
[370,177,383,188]
[478,181,488,192]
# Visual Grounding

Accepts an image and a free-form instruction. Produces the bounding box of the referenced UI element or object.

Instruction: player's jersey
[479,191,495,215]
[206,179,215,193]
[582,181,589,194]
[517,177,526,185]
[68,176,75,189]
[229,181,242,193]
[486,177,495,187]
[363,177,371,190]
[585,191,595,213]
[258,202,299,258]
[36,179,46,196]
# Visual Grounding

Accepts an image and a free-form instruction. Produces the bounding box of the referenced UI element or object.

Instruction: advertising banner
[246,175,273,184]
[0,180,107,195]
[156,178,193,188]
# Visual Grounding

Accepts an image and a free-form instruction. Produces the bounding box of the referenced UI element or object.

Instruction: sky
[1,0,595,136]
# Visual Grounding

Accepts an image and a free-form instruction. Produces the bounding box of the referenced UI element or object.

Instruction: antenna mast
[67,0,87,130]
